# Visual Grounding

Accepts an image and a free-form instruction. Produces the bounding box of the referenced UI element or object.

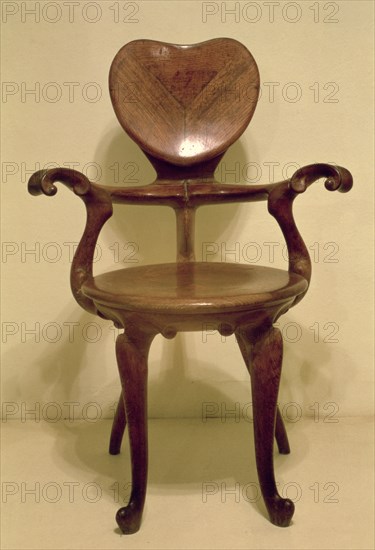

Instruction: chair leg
[114,330,155,534]
[275,407,290,455]
[236,331,290,455]
[237,326,294,527]
[109,392,126,455]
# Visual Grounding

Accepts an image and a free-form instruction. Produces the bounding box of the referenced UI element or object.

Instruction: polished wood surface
[28,38,353,534]
[82,262,308,313]
[109,38,259,167]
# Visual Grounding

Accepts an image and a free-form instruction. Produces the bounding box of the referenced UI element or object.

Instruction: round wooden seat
[82,262,308,314]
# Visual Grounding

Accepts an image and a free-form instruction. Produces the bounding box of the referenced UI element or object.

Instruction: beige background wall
[1,1,373,422]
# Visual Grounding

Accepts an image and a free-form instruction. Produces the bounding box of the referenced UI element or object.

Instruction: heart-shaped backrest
[109,38,260,167]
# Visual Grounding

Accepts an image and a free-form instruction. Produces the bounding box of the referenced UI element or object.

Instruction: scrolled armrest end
[28,169,57,196]
[27,168,91,197]
[289,163,353,194]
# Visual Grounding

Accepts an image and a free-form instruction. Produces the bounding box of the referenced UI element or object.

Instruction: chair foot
[116,503,143,534]
[268,495,295,527]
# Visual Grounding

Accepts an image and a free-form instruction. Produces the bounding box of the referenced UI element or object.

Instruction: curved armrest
[288,163,353,194]
[28,169,113,315]
[28,168,92,197]
[267,163,353,306]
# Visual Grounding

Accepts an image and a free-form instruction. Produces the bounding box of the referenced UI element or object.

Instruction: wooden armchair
[28,38,352,534]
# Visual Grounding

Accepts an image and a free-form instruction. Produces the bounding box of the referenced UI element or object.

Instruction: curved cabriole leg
[115,329,155,534]
[237,327,294,527]
[109,392,126,455]
[236,331,290,455]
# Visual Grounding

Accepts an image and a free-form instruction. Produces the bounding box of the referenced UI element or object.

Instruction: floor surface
[1,417,374,549]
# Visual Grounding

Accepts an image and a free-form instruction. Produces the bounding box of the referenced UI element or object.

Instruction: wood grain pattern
[27,38,353,534]
[82,262,308,313]
[109,38,259,167]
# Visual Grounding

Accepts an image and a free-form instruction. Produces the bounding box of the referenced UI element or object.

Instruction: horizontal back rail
[99,182,270,207]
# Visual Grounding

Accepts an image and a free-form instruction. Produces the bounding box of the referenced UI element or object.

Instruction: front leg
[115,328,156,534]
[237,326,294,527]
[236,331,290,455]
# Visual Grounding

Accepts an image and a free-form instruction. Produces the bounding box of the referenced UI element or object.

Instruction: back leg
[109,392,126,455]
[275,407,290,454]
